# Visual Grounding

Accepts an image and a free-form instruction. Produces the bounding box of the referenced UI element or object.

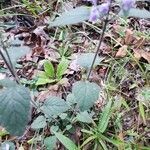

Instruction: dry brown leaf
[69,54,80,72]
[37,85,62,102]
[134,37,146,49]
[134,52,141,61]
[118,132,124,142]
[133,49,150,63]
[124,29,134,45]
[114,38,122,48]
[116,45,128,58]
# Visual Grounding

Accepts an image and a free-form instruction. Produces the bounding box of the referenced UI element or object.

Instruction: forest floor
[0,0,150,150]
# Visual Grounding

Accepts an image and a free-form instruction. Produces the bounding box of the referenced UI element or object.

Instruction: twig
[87,1,112,80]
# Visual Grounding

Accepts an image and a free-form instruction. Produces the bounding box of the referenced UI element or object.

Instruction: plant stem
[87,2,112,80]
[1,42,15,70]
[0,48,20,84]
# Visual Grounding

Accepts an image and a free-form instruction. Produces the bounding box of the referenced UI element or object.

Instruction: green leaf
[0,85,31,136]
[66,93,76,106]
[54,132,78,150]
[99,139,108,150]
[77,53,104,69]
[121,98,130,111]
[38,71,49,78]
[49,6,91,27]
[44,61,55,78]
[1,39,30,66]
[51,125,59,133]
[81,135,96,148]
[0,23,16,30]
[1,141,15,150]
[59,113,67,120]
[81,129,93,135]
[0,79,16,87]
[72,81,100,111]
[98,100,112,133]
[44,136,57,150]
[139,102,146,124]
[100,134,122,147]
[36,78,56,85]
[76,111,93,123]
[119,8,150,19]
[8,45,30,66]
[0,129,9,137]
[56,58,69,79]
[137,87,150,106]
[31,115,47,130]
[40,96,69,117]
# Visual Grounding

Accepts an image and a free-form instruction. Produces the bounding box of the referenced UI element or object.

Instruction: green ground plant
[36,58,69,85]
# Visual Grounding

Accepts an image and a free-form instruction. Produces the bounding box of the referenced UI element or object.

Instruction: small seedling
[36,58,69,85]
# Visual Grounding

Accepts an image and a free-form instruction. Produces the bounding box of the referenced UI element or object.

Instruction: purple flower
[121,0,135,12]
[89,6,100,22]
[89,2,109,22]
[98,2,109,15]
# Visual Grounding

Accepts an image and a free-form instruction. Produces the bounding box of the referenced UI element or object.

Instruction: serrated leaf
[0,85,31,136]
[54,132,78,150]
[36,78,56,85]
[40,96,69,117]
[119,8,150,19]
[44,136,57,150]
[98,100,112,133]
[76,111,93,123]
[49,6,91,27]
[77,53,104,69]
[44,61,55,78]
[31,115,47,129]
[72,81,100,111]
[56,58,69,79]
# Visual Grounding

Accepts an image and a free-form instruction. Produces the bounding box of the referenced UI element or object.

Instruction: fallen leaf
[118,132,124,142]
[37,85,62,102]
[134,52,141,61]
[134,37,146,49]
[116,45,128,58]
[124,29,134,45]
[133,49,150,63]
